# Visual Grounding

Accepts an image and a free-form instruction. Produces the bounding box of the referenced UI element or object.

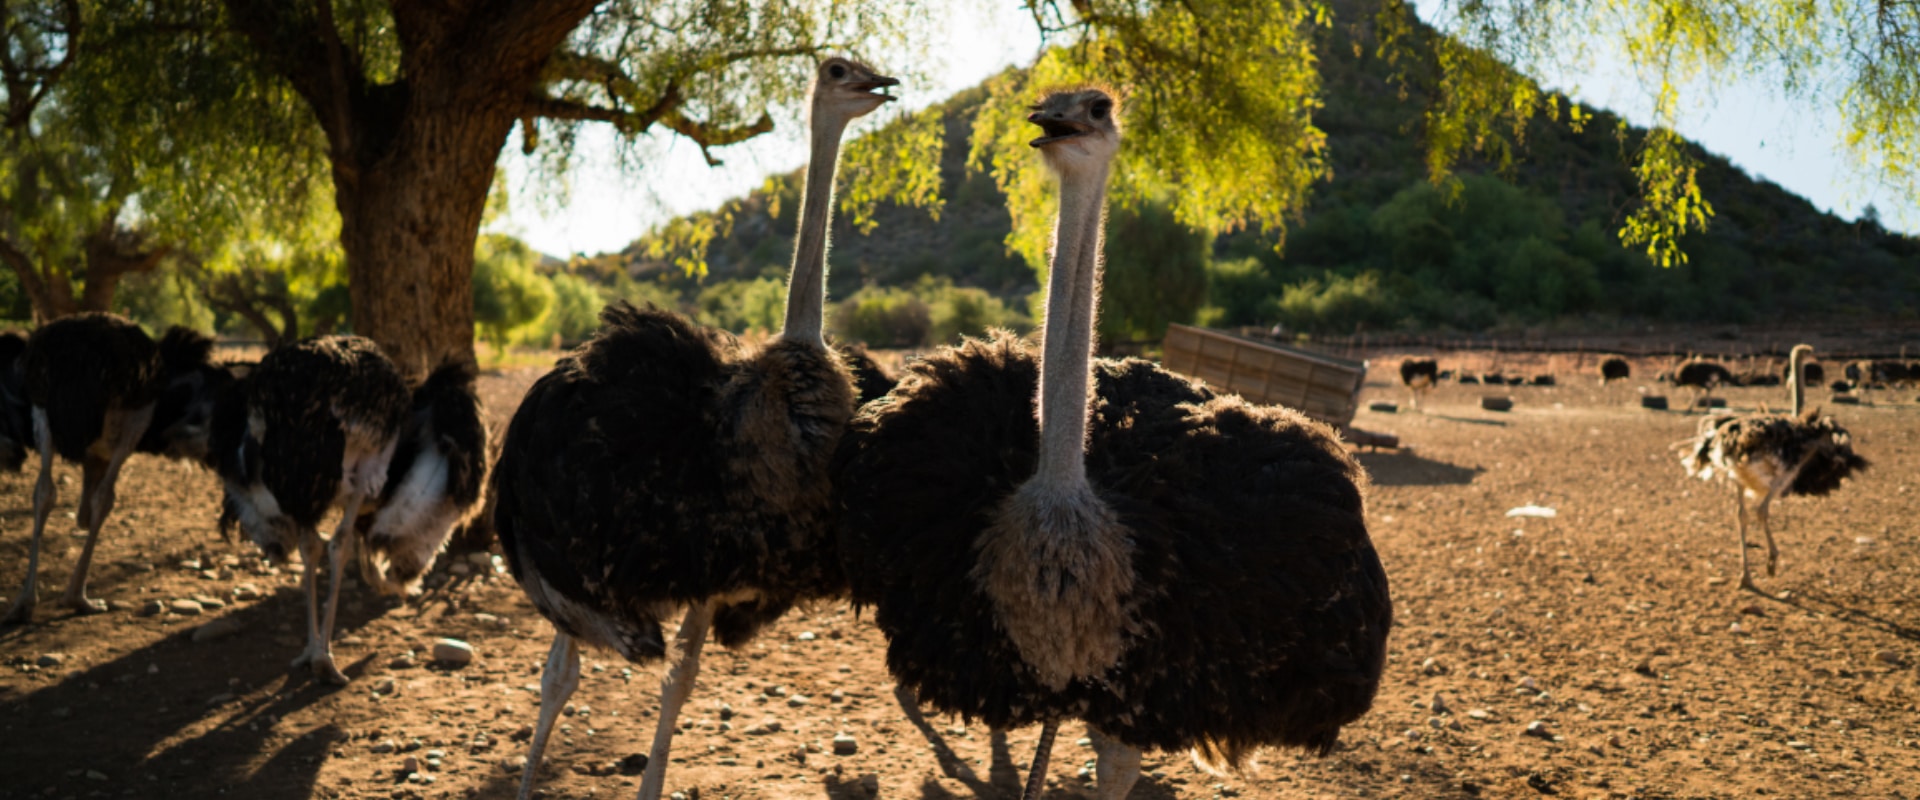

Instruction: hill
[564,5,1918,344]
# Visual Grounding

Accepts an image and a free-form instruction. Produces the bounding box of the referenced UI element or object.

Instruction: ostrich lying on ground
[1599,357,1631,384]
[4,314,226,624]
[210,336,410,683]
[1399,358,1437,408]
[492,57,896,800]
[1680,344,1868,592]
[836,88,1392,800]
[1671,359,1733,410]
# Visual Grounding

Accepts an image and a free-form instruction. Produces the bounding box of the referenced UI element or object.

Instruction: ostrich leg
[1020,720,1060,800]
[517,633,580,800]
[1756,450,1819,578]
[2,410,57,624]
[63,404,153,614]
[636,601,715,800]
[1089,725,1142,800]
[1734,484,1758,592]
[311,492,366,685]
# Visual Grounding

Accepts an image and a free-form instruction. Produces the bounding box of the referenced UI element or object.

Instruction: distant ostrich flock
[0,55,1899,800]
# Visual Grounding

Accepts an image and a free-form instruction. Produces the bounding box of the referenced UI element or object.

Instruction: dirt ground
[2,350,1917,800]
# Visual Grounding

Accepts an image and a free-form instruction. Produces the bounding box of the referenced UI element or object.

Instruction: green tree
[472,234,555,352]
[1098,201,1209,342]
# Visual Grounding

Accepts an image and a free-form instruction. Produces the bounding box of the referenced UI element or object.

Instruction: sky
[493,3,1918,259]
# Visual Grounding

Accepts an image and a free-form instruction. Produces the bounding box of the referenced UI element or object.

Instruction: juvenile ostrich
[4,314,225,623]
[836,89,1392,800]
[210,336,410,683]
[491,57,896,800]
[1398,358,1437,408]
[1681,344,1868,592]
[1598,356,1631,384]
[349,361,490,595]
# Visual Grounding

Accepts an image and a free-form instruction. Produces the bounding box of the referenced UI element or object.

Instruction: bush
[535,271,606,346]
[834,285,931,347]
[473,234,555,350]
[695,276,786,334]
[1274,271,1403,333]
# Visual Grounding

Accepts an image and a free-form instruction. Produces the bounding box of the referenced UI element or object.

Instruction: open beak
[849,76,899,102]
[1027,113,1092,148]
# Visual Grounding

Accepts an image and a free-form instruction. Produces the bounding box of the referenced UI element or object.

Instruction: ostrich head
[1027,87,1121,176]
[810,57,897,129]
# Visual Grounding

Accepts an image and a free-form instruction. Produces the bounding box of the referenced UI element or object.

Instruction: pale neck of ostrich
[1789,346,1808,417]
[1032,158,1113,491]
[779,109,853,348]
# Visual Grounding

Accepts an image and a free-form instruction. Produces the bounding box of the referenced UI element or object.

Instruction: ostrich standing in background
[491,58,897,800]
[1681,344,1868,592]
[836,89,1391,800]
[1673,359,1733,410]
[210,336,410,683]
[1399,358,1438,409]
[1599,356,1630,384]
[349,361,490,595]
[4,314,226,624]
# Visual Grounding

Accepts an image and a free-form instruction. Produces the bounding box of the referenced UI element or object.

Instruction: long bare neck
[1033,161,1113,491]
[780,113,851,347]
[1789,347,1808,417]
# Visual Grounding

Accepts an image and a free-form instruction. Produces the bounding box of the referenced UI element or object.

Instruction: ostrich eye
[1090,99,1111,119]
[829,64,847,79]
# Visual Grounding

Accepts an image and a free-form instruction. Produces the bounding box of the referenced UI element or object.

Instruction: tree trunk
[334,107,506,378]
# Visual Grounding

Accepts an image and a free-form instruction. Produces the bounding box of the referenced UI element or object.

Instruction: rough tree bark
[225,0,600,378]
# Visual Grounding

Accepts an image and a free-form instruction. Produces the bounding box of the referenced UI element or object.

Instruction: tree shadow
[1355,451,1484,487]
[1424,414,1509,427]
[0,581,389,797]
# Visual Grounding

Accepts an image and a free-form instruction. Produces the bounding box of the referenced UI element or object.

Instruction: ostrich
[1398,358,1437,408]
[1598,356,1631,384]
[836,88,1392,800]
[1794,360,1825,386]
[1680,344,1868,592]
[839,342,897,405]
[4,314,226,623]
[209,335,411,683]
[349,361,490,595]
[0,331,29,471]
[490,57,897,800]
[1673,359,1733,410]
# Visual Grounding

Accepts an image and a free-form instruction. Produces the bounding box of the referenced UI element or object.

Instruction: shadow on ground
[1356,451,1484,487]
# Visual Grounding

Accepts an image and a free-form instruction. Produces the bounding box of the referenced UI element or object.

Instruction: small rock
[1523,720,1555,740]
[1467,709,1492,721]
[1787,740,1812,750]
[192,617,246,643]
[372,678,398,695]
[85,770,108,781]
[746,720,783,735]
[787,694,810,707]
[467,551,493,567]
[796,631,816,641]
[1429,692,1449,714]
[402,756,421,773]
[450,562,473,576]
[431,639,475,667]
[830,690,845,703]
[372,740,398,754]
[510,725,534,742]
[140,600,165,616]
[765,685,788,697]
[1421,657,1447,676]
[1729,622,1748,634]
[472,612,499,626]
[1875,650,1903,665]
[169,599,205,616]
[717,702,735,720]
[1518,676,1539,693]
[1401,727,1423,741]
[1739,604,1765,617]
[36,653,67,668]
[618,754,648,775]
[1706,576,1728,586]
[389,653,418,670]
[193,595,226,610]
[178,559,202,571]
[832,733,858,755]
[231,584,262,601]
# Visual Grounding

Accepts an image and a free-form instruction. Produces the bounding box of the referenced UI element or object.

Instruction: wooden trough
[1161,323,1398,449]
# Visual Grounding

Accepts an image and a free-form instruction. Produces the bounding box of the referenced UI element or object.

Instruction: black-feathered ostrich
[0,331,30,472]
[3,314,226,624]
[1399,358,1438,408]
[349,361,491,594]
[836,88,1392,800]
[209,336,411,683]
[491,57,897,800]
[1681,344,1868,592]
[1672,358,1733,410]
[1598,356,1630,384]
[838,342,897,405]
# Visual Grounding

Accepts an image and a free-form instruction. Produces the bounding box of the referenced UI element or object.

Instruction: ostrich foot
[292,647,350,685]
[65,595,108,615]
[2,596,34,625]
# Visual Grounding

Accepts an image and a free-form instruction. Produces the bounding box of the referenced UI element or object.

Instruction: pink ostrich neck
[1032,158,1113,491]
[780,109,852,348]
